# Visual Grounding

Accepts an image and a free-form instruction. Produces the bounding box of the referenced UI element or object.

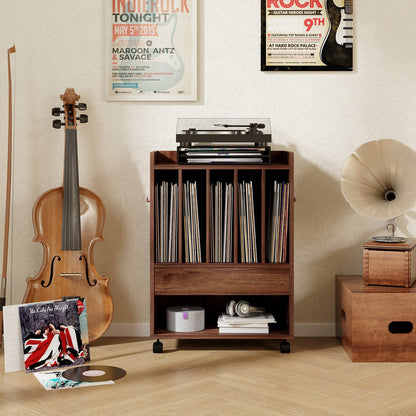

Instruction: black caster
[153,339,163,353]
[280,339,290,353]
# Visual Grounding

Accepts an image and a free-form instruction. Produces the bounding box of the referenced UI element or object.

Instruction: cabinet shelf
[153,327,294,340]
[154,165,291,171]
[150,150,294,350]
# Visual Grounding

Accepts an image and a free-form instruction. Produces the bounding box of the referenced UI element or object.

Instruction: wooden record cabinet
[149,150,294,352]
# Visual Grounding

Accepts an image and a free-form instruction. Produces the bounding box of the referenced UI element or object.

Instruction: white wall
[0,0,415,336]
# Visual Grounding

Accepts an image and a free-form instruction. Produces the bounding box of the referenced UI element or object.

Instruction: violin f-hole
[79,255,97,287]
[42,255,61,287]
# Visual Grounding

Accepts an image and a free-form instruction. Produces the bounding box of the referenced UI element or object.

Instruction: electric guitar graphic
[122,12,185,92]
[321,0,353,70]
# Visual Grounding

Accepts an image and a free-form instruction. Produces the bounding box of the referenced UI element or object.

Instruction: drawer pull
[388,321,413,334]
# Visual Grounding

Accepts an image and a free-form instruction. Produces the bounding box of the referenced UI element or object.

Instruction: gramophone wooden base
[362,238,416,287]
[336,275,416,362]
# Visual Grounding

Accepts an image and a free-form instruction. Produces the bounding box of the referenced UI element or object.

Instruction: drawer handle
[388,321,413,334]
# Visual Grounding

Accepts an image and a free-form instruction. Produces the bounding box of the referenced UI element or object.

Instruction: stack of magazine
[210,181,233,262]
[238,181,258,263]
[154,181,178,262]
[217,313,276,334]
[267,181,290,263]
[183,180,202,262]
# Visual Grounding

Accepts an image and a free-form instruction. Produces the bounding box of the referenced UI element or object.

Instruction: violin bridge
[60,273,82,277]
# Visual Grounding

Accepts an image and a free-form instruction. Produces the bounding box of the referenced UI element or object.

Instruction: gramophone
[341,139,416,243]
[341,139,416,287]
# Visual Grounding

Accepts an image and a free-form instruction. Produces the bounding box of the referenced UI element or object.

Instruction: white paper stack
[217,313,276,334]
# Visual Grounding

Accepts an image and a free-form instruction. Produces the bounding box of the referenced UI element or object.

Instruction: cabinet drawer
[154,265,290,295]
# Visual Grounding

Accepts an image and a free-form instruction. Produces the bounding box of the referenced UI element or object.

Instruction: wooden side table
[336,275,416,361]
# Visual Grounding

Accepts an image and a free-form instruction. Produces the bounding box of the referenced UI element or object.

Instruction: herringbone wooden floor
[2,337,416,415]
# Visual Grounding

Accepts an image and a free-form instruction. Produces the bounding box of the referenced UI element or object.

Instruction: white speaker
[166,306,204,332]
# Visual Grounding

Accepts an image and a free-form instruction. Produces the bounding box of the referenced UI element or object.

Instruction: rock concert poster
[106,0,197,101]
[261,0,353,71]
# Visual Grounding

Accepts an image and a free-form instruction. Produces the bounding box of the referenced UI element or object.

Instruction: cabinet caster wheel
[280,340,290,353]
[153,339,163,353]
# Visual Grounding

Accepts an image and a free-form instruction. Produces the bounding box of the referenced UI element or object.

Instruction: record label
[62,365,126,382]
[83,370,105,377]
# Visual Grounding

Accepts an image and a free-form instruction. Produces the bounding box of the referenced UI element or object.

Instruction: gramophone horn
[341,139,416,220]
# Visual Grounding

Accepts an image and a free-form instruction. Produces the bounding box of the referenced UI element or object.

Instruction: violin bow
[0,45,16,345]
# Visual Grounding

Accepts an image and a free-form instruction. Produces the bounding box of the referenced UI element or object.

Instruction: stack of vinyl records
[210,181,233,262]
[179,147,268,164]
[217,313,276,334]
[183,180,202,263]
[155,181,178,262]
[238,181,258,263]
[267,181,290,263]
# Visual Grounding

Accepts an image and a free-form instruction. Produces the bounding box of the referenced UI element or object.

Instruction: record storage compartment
[150,150,294,352]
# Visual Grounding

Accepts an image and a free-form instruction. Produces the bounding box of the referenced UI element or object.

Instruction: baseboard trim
[295,323,336,337]
[103,323,336,337]
[104,323,150,337]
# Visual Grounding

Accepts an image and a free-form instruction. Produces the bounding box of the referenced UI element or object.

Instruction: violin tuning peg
[52,107,63,117]
[77,114,88,123]
[52,119,64,129]
[76,103,87,111]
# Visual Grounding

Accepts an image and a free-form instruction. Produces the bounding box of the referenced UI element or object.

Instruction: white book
[218,313,276,325]
[218,322,269,328]
[219,327,269,334]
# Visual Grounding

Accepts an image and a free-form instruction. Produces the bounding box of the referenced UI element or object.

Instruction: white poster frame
[105,0,197,101]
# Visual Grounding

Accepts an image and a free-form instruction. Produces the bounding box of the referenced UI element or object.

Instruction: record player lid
[176,118,271,143]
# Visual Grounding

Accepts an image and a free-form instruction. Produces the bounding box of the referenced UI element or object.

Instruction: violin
[23,88,113,341]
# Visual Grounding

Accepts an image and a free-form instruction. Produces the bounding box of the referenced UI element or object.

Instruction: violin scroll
[52,88,88,129]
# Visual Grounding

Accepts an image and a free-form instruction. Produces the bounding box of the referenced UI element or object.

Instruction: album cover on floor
[33,370,114,390]
[18,298,89,372]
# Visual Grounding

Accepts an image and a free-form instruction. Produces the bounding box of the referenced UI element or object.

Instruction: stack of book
[267,181,290,263]
[155,181,178,262]
[238,181,258,263]
[217,313,276,334]
[210,181,234,262]
[183,180,202,263]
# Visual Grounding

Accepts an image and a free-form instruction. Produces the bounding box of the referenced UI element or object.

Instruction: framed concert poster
[106,0,197,101]
[261,0,353,71]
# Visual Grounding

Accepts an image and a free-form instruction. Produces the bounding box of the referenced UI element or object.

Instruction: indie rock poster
[261,0,353,71]
[106,0,197,100]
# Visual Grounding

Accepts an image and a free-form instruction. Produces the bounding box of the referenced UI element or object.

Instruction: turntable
[176,118,272,164]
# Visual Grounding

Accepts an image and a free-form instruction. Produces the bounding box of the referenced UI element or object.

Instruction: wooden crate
[362,238,416,287]
[336,275,416,362]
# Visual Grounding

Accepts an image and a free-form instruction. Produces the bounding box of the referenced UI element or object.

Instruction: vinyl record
[62,365,126,382]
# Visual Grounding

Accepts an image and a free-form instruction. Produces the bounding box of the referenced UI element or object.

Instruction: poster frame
[105,0,198,101]
[261,0,353,72]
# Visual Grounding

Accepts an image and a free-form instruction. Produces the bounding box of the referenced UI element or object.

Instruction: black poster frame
[261,0,353,72]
